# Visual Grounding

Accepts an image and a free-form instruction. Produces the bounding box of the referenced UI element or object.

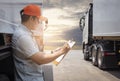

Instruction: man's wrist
[53,50,63,57]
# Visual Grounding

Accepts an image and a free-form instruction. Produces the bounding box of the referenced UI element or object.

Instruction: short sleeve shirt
[12,24,44,81]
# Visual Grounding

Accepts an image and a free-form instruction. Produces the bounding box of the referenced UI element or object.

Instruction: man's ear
[29,16,36,25]
[29,16,34,21]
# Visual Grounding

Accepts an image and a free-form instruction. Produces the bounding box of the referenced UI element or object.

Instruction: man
[12,4,70,81]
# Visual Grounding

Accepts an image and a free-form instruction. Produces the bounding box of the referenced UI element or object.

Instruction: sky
[42,0,93,49]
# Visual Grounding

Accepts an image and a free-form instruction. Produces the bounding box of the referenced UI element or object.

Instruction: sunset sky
[42,0,92,49]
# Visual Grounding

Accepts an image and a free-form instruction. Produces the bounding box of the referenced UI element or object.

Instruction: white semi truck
[80,0,120,69]
[0,1,53,81]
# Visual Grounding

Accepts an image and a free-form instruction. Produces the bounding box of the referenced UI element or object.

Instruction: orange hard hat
[23,4,41,18]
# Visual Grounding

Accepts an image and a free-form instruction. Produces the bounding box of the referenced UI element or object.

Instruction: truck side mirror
[79,16,85,31]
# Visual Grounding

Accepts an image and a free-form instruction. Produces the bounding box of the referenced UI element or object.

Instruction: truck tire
[97,48,104,69]
[91,47,97,66]
[83,45,89,60]
[82,43,85,53]
[84,52,89,60]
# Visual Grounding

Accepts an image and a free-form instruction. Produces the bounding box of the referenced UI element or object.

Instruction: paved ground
[52,50,120,81]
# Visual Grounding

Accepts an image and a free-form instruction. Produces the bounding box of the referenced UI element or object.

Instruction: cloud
[43,0,93,49]
[43,0,92,10]
[43,0,93,19]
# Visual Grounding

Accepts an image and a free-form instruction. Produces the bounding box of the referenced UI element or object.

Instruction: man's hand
[52,43,70,55]
[39,16,48,31]
[51,47,61,54]
[40,16,48,24]
[60,43,70,54]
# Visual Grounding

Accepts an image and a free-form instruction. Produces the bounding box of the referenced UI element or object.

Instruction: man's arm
[17,35,69,65]
[30,46,69,65]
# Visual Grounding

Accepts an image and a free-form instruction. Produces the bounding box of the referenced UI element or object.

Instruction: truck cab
[0,33,14,81]
[79,3,93,60]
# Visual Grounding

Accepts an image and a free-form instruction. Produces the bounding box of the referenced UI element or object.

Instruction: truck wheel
[83,45,89,60]
[97,48,104,69]
[84,52,89,60]
[91,47,97,66]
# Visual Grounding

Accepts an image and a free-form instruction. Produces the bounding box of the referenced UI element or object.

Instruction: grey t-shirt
[12,24,44,81]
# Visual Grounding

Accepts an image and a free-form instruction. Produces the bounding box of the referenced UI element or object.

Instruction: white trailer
[0,0,43,33]
[80,0,120,69]
[0,1,53,81]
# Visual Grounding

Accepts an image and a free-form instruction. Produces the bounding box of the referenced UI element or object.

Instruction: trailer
[0,0,53,81]
[79,0,120,69]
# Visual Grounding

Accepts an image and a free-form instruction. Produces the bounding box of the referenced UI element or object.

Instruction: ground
[50,50,120,81]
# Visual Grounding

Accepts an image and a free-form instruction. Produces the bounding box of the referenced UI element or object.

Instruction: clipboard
[53,40,76,66]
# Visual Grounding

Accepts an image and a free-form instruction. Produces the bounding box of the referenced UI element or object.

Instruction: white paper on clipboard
[53,40,76,66]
